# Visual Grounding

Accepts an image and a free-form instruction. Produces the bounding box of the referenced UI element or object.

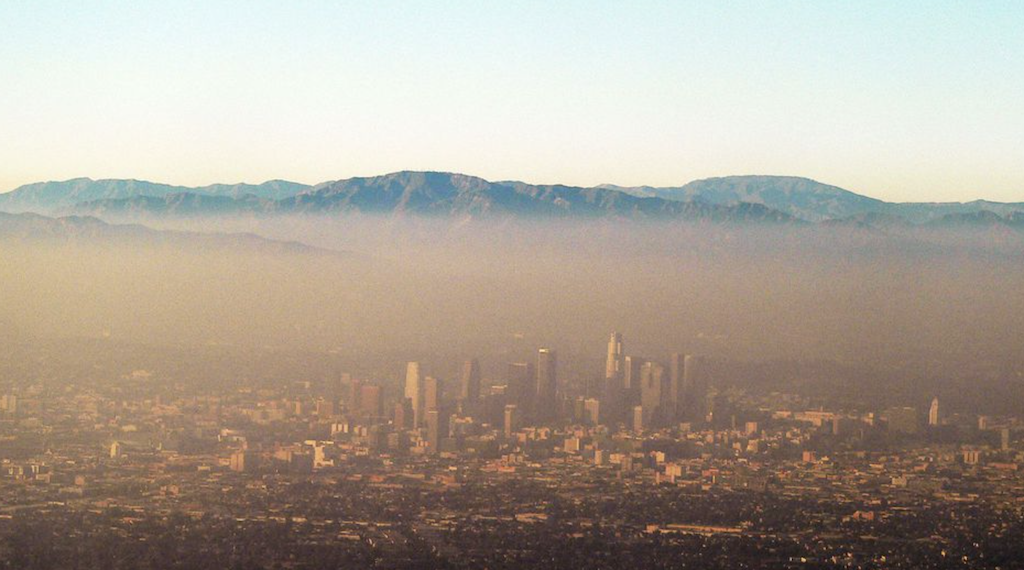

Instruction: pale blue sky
[1,1,1022,201]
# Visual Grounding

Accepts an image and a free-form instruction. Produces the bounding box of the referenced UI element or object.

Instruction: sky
[0,1,1022,202]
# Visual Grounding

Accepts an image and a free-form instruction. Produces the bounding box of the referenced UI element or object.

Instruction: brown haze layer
[3,216,1022,376]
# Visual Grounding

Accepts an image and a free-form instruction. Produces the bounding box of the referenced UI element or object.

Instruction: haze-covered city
[2,2,1024,569]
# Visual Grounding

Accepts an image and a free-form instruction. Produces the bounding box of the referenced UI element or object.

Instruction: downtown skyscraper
[605,332,624,383]
[460,359,481,407]
[405,362,424,428]
[682,354,708,423]
[535,348,557,422]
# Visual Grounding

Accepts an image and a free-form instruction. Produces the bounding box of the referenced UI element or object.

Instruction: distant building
[623,356,643,394]
[230,450,258,473]
[460,359,481,405]
[928,397,941,426]
[832,417,862,437]
[424,376,442,414]
[633,405,645,433]
[333,372,351,403]
[481,389,509,428]
[504,404,520,438]
[506,362,534,415]
[605,332,623,382]
[682,355,708,423]
[584,397,601,426]
[426,409,449,454]
[312,444,331,469]
[884,406,919,434]
[535,349,557,422]
[640,361,667,427]
[601,351,637,425]
[359,384,383,418]
[393,398,413,431]
[346,377,362,412]
[316,398,335,418]
[669,353,684,423]
[405,362,423,427]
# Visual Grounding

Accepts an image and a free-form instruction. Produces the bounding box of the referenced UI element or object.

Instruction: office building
[507,362,534,415]
[394,398,413,431]
[669,353,684,422]
[884,407,919,434]
[536,348,557,421]
[359,384,383,418]
[346,377,362,412]
[425,376,442,414]
[929,397,941,426]
[605,332,623,382]
[584,397,600,426]
[405,362,424,427]
[682,354,708,423]
[633,405,645,433]
[504,404,520,438]
[426,409,449,454]
[460,358,481,405]
[640,361,667,426]
[623,356,643,393]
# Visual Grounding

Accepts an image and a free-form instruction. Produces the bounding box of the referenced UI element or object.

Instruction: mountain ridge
[54,171,801,224]
[601,175,885,222]
[0,178,310,212]
[0,211,345,257]
[2,171,1022,224]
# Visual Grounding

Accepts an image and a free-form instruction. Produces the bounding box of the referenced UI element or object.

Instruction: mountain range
[1,172,1022,226]
[602,176,1024,223]
[0,211,340,256]
[0,178,308,211]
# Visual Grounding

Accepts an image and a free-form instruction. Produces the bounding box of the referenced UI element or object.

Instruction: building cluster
[0,332,1022,568]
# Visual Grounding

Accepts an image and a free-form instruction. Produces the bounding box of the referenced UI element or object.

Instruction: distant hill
[3,171,1022,224]
[820,211,916,231]
[0,211,340,256]
[601,176,885,222]
[925,210,1024,230]
[71,193,275,217]
[604,175,1024,223]
[821,210,1024,233]
[0,178,309,212]
[886,200,1024,224]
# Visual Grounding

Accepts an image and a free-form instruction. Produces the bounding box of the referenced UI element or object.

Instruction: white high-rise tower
[405,362,424,427]
[605,332,624,381]
[928,397,940,426]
